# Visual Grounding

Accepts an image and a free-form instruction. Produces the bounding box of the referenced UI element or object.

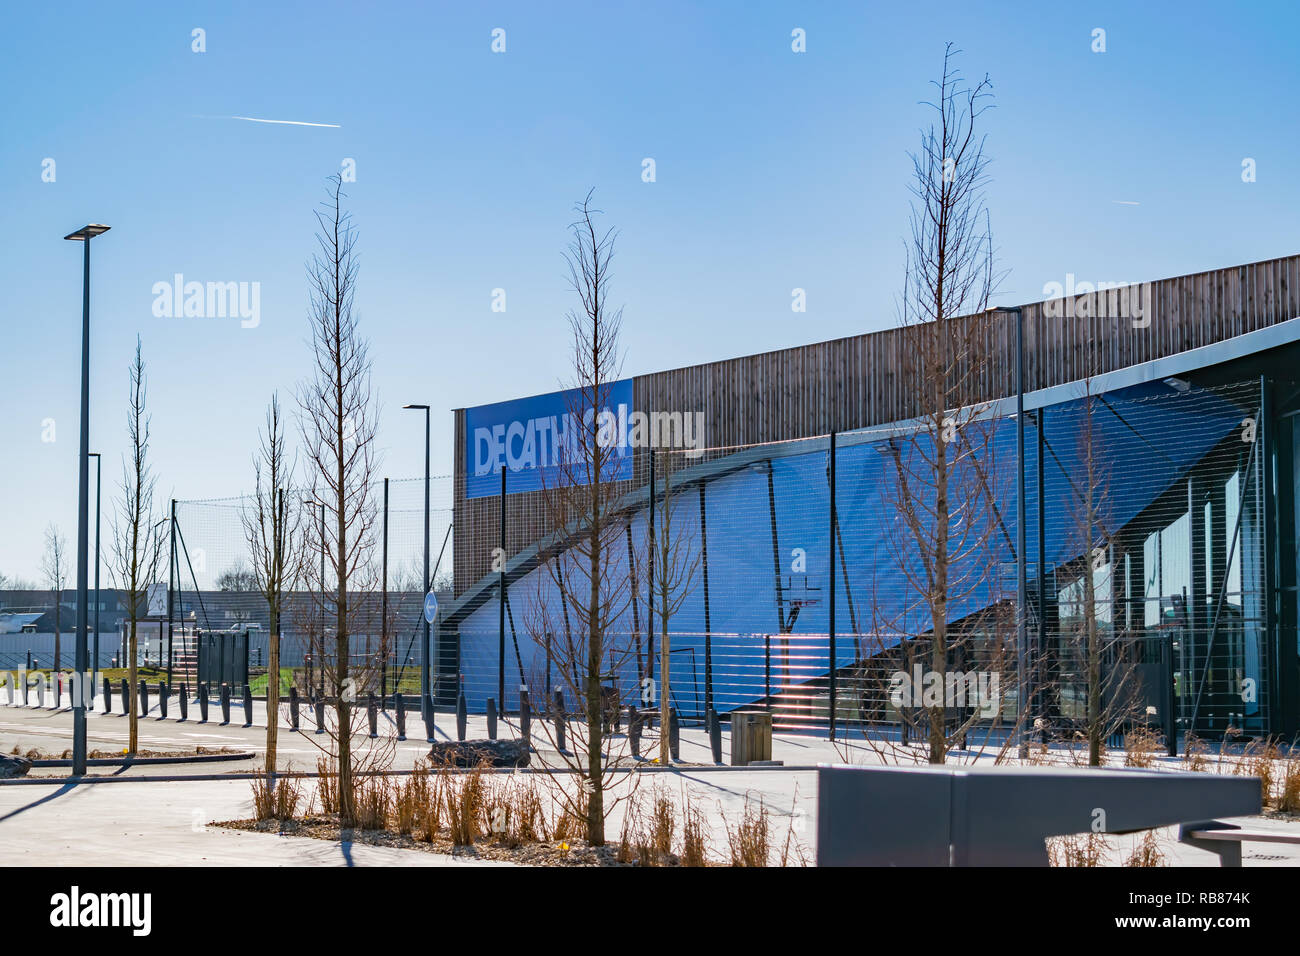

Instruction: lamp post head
[403,404,430,411]
[64,224,111,241]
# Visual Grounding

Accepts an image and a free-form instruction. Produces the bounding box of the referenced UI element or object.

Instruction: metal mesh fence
[171,476,453,702]
[446,377,1271,742]
[161,378,1273,743]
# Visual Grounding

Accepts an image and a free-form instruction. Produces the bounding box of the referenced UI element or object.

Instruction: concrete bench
[817,764,1262,866]
[1180,821,1300,866]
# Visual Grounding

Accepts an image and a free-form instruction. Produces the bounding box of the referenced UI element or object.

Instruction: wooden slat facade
[453,253,1299,594]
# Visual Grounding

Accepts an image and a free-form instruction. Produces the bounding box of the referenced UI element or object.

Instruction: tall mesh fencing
[165,378,1273,742]
[448,378,1271,743]
[171,476,453,701]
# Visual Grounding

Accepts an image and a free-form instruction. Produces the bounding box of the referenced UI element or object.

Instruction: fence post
[368,692,378,739]
[708,707,723,764]
[456,690,467,742]
[199,684,209,723]
[1165,633,1178,757]
[395,692,406,741]
[629,705,641,759]
[158,682,168,720]
[553,689,566,753]
[178,683,188,722]
[519,689,530,748]
[486,697,498,740]
[314,698,326,735]
[289,686,300,731]
[242,685,253,728]
[220,683,231,726]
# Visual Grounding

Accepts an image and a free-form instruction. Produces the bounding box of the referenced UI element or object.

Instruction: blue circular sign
[423,591,439,624]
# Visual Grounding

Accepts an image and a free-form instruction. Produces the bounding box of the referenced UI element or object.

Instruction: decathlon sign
[465,379,635,498]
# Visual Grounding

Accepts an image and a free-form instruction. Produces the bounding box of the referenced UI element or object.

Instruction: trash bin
[730,711,773,766]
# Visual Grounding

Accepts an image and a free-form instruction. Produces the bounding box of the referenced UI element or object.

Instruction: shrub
[725,797,770,867]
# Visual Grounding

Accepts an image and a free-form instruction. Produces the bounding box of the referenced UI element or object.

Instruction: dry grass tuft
[446,766,486,846]
[354,774,390,830]
[1183,736,1210,773]
[1124,830,1167,867]
[251,775,305,822]
[1048,831,1111,867]
[725,797,771,867]
[1124,727,1161,768]
[1279,758,1300,813]
[552,780,589,843]
[1236,740,1280,807]
[681,798,709,867]
[316,756,340,813]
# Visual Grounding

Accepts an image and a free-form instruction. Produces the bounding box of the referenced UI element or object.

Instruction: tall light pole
[88,452,102,698]
[64,223,109,777]
[402,404,432,730]
[991,305,1028,756]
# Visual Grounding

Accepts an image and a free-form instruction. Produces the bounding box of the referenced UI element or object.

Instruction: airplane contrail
[192,113,341,128]
[1111,200,1140,206]
[228,115,341,128]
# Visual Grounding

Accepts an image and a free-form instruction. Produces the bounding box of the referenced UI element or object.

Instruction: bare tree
[40,524,68,674]
[650,449,701,764]
[524,192,638,845]
[242,393,302,782]
[215,564,259,591]
[877,45,1008,764]
[110,338,166,755]
[297,175,387,825]
[1052,378,1140,765]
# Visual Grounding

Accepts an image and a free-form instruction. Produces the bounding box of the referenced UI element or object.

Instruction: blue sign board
[464,379,634,498]
[423,591,438,624]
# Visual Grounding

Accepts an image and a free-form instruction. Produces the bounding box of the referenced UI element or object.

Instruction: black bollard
[103,676,112,714]
[178,683,188,722]
[395,692,406,741]
[242,685,253,728]
[199,685,209,723]
[456,691,467,742]
[139,680,150,719]
[629,705,642,759]
[708,708,723,764]
[314,699,326,734]
[289,686,300,731]
[553,689,566,753]
[368,692,378,739]
[120,679,129,716]
[486,698,498,740]
[220,684,231,726]
[669,707,680,761]
[519,690,531,747]
[158,682,168,720]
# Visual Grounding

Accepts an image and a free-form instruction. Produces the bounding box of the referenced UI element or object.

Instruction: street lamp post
[64,223,110,777]
[402,404,432,736]
[88,452,102,698]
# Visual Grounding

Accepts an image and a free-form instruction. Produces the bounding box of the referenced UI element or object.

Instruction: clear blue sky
[2,0,1297,581]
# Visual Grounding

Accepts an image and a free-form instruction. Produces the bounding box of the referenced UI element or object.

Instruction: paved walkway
[3,695,1299,866]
